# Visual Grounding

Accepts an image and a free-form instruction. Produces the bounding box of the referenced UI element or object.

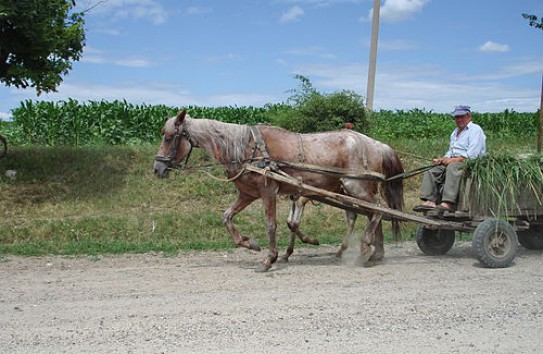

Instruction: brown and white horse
[153,110,404,272]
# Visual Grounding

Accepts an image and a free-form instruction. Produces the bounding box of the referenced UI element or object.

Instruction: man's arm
[433,156,465,165]
[466,127,487,158]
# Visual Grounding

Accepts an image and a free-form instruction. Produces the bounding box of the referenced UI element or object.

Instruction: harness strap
[298,134,305,163]
[246,158,435,183]
[250,125,270,160]
[275,160,386,182]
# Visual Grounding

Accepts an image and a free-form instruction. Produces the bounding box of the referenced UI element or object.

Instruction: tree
[522,13,543,30]
[0,0,85,94]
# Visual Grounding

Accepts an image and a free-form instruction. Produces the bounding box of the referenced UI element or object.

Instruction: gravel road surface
[1,242,542,353]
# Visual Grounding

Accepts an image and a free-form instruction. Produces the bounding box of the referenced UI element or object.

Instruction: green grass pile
[463,153,543,217]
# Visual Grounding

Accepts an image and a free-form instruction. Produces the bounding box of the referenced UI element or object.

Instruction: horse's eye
[164,136,173,143]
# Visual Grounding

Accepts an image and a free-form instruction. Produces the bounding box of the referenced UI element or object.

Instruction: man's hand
[433,157,465,166]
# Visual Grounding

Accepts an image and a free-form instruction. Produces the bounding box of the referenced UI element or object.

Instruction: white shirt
[444,122,486,159]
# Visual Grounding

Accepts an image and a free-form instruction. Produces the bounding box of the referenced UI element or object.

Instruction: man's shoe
[436,203,455,212]
[413,205,435,212]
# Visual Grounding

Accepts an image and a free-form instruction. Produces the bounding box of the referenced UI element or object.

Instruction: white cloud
[81,55,107,64]
[280,6,305,23]
[91,28,121,36]
[82,0,168,25]
[204,52,242,64]
[6,81,280,109]
[114,57,152,68]
[0,112,11,121]
[292,61,540,112]
[279,0,362,6]
[365,0,430,23]
[3,59,539,113]
[479,41,510,53]
[459,60,542,81]
[81,47,153,68]
[373,39,419,51]
[286,46,336,59]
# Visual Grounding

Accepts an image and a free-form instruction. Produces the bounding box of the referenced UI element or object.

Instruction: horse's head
[153,110,193,178]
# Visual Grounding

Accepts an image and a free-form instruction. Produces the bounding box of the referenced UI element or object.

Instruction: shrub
[268,75,369,133]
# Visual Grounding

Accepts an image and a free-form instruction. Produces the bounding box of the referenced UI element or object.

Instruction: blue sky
[1,0,542,119]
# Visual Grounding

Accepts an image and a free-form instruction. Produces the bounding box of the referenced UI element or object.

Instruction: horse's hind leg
[369,219,384,262]
[223,193,261,251]
[280,197,303,263]
[336,210,357,258]
[280,197,319,263]
[360,213,381,263]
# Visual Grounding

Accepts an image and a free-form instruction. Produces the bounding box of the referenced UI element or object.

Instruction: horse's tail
[381,148,405,241]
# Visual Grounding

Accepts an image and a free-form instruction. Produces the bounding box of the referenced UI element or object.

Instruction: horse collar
[250,125,270,161]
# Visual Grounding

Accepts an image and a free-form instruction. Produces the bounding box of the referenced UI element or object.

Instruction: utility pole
[538,73,542,152]
[366,0,381,112]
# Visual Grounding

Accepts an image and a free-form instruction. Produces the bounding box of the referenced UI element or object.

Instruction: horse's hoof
[369,253,384,262]
[335,246,347,258]
[360,245,375,263]
[254,263,271,272]
[363,259,379,267]
[277,256,289,264]
[249,240,261,251]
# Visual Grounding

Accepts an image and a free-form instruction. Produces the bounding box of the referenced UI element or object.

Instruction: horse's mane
[182,116,252,163]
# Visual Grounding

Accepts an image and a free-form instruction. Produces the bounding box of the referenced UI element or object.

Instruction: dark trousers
[420,162,463,204]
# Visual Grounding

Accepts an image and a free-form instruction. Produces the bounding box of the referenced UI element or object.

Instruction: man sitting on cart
[414,105,486,212]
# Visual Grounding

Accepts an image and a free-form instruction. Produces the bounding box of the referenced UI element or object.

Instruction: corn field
[1,99,539,146]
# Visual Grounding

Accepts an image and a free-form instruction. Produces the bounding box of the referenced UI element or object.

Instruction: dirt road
[1,242,542,354]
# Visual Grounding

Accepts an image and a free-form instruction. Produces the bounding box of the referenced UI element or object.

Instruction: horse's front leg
[255,194,278,272]
[223,193,260,251]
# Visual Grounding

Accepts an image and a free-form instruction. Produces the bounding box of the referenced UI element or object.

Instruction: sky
[1,0,542,119]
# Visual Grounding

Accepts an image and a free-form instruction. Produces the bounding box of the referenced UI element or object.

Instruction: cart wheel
[416,225,455,256]
[518,226,543,250]
[472,219,518,268]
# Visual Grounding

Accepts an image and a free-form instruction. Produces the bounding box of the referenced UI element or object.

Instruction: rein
[245,157,435,183]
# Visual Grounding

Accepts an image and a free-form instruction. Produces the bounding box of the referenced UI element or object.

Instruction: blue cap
[452,105,471,117]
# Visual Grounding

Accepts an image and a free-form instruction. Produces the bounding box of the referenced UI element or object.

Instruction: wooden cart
[245,162,543,268]
[416,178,543,268]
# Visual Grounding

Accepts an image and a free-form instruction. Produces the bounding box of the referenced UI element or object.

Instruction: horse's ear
[175,110,187,127]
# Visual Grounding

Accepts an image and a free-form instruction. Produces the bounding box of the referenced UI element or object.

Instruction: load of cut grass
[462,153,543,218]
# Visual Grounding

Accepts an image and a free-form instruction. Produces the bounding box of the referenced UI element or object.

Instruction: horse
[153,110,404,272]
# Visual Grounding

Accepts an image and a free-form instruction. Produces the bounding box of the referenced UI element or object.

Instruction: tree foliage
[522,13,543,30]
[269,75,369,133]
[0,0,85,93]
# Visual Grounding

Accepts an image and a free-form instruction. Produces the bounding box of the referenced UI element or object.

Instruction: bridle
[154,125,193,169]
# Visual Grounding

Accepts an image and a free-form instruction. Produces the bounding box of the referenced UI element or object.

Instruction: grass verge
[0,145,350,256]
[0,135,538,256]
